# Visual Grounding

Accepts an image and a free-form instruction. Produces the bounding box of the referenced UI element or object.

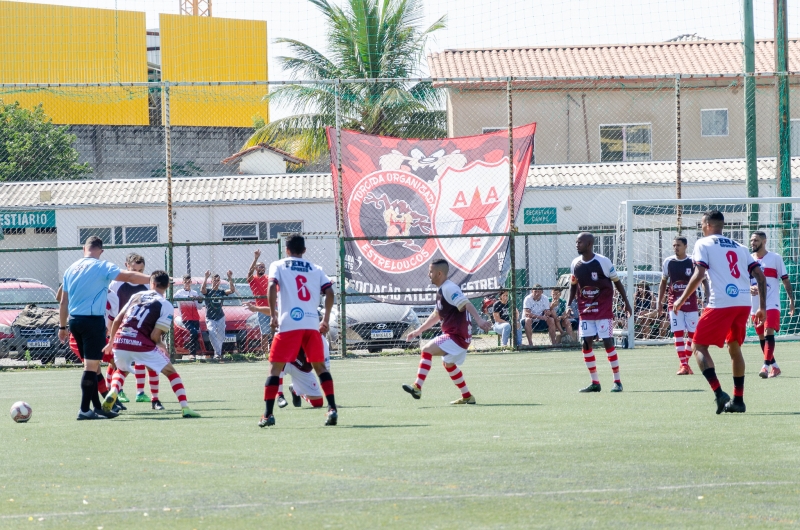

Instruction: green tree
[0,101,92,181]
[244,0,446,167]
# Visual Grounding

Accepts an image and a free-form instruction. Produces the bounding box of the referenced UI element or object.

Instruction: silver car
[328,289,420,353]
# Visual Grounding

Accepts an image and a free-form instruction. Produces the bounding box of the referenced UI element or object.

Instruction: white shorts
[578,318,614,340]
[113,347,170,375]
[284,364,322,397]
[669,310,699,333]
[432,334,467,366]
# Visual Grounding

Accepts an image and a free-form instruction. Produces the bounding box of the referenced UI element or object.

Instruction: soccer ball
[10,401,32,423]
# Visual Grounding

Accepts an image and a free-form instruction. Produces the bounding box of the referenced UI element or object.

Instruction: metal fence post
[164,81,176,359]
[335,79,348,358]
[675,74,682,235]
[506,78,519,349]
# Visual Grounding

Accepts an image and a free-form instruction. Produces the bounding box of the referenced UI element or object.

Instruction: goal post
[618,197,800,349]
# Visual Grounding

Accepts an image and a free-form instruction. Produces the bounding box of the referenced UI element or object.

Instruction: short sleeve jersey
[750,251,788,313]
[436,280,471,348]
[661,255,698,312]
[268,257,332,333]
[204,289,227,321]
[692,235,758,309]
[112,291,174,352]
[106,281,148,324]
[523,294,551,317]
[552,298,567,316]
[492,300,511,322]
[62,257,121,316]
[570,253,618,320]
[249,275,270,307]
[173,289,201,321]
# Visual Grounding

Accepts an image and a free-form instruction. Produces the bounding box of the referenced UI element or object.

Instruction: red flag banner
[327,124,536,304]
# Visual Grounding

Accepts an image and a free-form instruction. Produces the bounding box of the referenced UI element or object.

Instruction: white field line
[1,481,795,520]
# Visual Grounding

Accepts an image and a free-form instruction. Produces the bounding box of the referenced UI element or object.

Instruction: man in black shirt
[492,290,521,346]
[201,270,235,360]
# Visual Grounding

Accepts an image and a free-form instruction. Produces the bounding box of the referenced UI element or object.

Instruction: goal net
[616,197,800,348]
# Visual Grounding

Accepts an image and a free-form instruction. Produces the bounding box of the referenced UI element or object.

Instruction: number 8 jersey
[692,235,759,309]
[268,257,332,333]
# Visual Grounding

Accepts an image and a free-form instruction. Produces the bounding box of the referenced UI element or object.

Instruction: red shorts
[69,335,83,362]
[693,306,750,348]
[752,308,781,335]
[269,329,324,364]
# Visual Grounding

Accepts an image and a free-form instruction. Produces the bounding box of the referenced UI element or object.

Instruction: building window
[600,124,651,162]
[79,226,158,245]
[34,227,56,234]
[222,222,304,242]
[2,228,25,235]
[791,119,800,157]
[579,225,615,264]
[269,221,303,239]
[701,109,728,137]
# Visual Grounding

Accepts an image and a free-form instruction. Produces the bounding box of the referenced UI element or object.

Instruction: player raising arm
[403,259,492,405]
[674,210,766,414]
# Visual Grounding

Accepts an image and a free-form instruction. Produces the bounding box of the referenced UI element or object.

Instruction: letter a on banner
[327,123,536,304]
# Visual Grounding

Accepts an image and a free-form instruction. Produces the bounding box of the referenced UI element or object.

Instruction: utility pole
[743,0,758,230]
[774,0,791,257]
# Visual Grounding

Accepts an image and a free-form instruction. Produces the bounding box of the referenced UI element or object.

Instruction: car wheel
[367,346,382,353]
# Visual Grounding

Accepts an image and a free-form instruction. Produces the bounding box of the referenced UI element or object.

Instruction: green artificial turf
[1,344,799,529]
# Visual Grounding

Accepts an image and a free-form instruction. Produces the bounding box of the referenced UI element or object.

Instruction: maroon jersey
[570,254,618,320]
[662,255,698,312]
[436,280,471,349]
[112,291,174,352]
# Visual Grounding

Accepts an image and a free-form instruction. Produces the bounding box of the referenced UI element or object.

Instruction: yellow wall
[160,14,268,127]
[0,1,148,125]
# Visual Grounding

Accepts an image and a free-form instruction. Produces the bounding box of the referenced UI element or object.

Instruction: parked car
[0,278,79,363]
[328,288,420,353]
[172,278,260,357]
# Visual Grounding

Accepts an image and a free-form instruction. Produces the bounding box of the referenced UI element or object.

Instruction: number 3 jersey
[112,290,174,352]
[268,257,332,333]
[692,235,758,309]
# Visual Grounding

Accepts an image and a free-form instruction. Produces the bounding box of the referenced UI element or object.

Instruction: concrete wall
[69,125,253,179]
[238,150,288,175]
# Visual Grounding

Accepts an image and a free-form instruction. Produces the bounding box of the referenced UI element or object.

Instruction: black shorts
[69,316,106,361]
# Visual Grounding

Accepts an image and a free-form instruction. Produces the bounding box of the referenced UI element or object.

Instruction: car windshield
[0,287,58,306]
[227,284,254,306]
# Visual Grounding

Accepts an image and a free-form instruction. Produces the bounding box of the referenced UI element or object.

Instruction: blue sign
[523,207,557,225]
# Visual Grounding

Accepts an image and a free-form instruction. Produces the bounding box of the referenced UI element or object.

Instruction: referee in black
[58,236,150,420]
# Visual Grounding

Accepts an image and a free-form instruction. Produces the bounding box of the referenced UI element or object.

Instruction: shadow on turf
[342,424,430,429]
[746,412,800,416]
[416,403,542,409]
[628,389,705,393]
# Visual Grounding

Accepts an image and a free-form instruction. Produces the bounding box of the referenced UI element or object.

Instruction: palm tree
[243,0,446,169]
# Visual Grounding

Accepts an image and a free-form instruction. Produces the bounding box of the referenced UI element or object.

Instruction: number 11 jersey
[268,257,332,333]
[692,235,758,309]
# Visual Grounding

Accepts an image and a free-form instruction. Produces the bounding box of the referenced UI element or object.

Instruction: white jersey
[750,251,788,313]
[692,235,758,309]
[268,257,332,333]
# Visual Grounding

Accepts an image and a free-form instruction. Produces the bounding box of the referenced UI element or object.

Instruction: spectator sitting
[549,288,575,343]
[492,290,522,347]
[521,285,557,345]
[634,281,659,339]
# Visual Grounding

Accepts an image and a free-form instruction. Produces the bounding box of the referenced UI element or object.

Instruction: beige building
[428,39,800,165]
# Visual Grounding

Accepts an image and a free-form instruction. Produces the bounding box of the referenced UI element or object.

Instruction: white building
[221,144,307,175]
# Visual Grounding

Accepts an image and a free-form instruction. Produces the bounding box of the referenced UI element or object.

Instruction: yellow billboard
[0,1,148,125]
[160,14,268,127]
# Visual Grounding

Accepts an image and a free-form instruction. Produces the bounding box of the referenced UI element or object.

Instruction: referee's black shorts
[69,316,107,361]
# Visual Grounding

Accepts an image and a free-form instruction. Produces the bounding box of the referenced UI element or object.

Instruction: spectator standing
[201,270,235,361]
[174,274,202,360]
[521,285,557,345]
[247,249,271,356]
[58,236,149,420]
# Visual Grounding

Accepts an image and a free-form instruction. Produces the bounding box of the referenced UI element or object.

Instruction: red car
[172,278,261,357]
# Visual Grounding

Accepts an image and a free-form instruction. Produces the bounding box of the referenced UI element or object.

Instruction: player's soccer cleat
[579,383,601,393]
[402,383,422,399]
[277,394,288,409]
[135,392,150,403]
[94,408,119,419]
[289,385,302,407]
[181,407,200,418]
[758,367,769,379]
[685,364,694,375]
[151,399,165,411]
[111,401,124,414]
[677,365,691,375]
[76,409,107,420]
[723,400,746,413]
[610,382,623,393]
[115,400,127,411]
[715,391,731,415]
[768,366,781,378]
[117,390,130,403]
[450,396,476,405]
[258,414,275,428]
[325,408,338,426]
[101,391,118,413]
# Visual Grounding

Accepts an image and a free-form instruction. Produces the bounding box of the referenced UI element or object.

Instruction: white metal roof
[0,158,797,208]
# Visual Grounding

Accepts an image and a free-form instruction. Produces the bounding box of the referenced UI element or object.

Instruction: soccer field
[1,344,799,529]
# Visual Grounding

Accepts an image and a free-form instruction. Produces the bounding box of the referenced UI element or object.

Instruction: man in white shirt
[173,274,203,360]
[675,210,766,415]
[521,285,556,345]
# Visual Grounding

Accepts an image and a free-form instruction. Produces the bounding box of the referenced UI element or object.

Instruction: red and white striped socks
[583,347,600,384]
[686,331,694,358]
[110,370,128,394]
[444,362,471,399]
[606,346,621,383]
[105,366,115,389]
[415,351,433,388]
[674,330,689,366]
[168,372,188,408]
[134,363,146,395]
[148,369,159,401]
